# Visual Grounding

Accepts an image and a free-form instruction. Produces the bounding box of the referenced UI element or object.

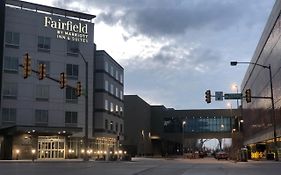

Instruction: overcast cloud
[26,0,275,109]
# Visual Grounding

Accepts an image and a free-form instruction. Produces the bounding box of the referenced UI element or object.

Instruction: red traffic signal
[23,53,31,79]
[38,64,46,80]
[59,72,67,89]
[76,81,82,96]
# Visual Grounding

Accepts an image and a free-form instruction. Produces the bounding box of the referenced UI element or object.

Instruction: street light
[231,61,279,161]
[78,51,89,161]
[182,121,186,155]
[231,83,239,109]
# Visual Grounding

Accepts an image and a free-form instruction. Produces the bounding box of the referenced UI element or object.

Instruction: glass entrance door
[38,136,65,159]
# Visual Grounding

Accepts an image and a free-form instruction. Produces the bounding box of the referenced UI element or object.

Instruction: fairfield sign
[44,16,89,43]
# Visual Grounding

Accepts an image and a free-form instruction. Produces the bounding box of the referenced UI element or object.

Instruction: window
[35,110,48,125]
[104,99,109,111]
[4,56,18,73]
[3,83,17,99]
[65,111,78,126]
[2,108,16,124]
[36,85,49,101]
[105,62,109,72]
[110,84,114,94]
[66,64,78,79]
[115,70,119,80]
[38,36,51,51]
[120,124,123,133]
[66,87,78,103]
[120,74,123,84]
[105,119,108,130]
[115,87,119,98]
[110,121,113,131]
[38,60,50,75]
[110,66,114,76]
[115,123,119,132]
[5,31,20,47]
[115,105,119,113]
[120,90,123,100]
[105,80,109,91]
[120,107,123,116]
[67,40,79,54]
[110,102,114,112]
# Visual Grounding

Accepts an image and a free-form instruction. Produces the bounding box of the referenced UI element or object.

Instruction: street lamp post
[78,51,89,161]
[231,61,279,161]
[182,121,186,155]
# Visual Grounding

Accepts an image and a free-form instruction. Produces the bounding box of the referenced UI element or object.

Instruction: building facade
[124,95,238,157]
[241,0,281,159]
[0,0,124,160]
[94,50,124,154]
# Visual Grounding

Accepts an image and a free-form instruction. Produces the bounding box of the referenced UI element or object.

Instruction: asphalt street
[0,157,280,175]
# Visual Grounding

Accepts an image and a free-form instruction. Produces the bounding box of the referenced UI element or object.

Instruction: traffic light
[76,81,82,96]
[59,72,67,89]
[245,88,251,103]
[38,64,46,80]
[23,53,31,79]
[205,90,211,103]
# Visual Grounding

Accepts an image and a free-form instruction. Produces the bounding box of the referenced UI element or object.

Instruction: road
[0,157,280,175]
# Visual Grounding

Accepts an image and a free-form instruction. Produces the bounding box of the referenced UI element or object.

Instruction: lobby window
[38,60,50,75]
[105,80,109,91]
[4,56,18,73]
[3,83,17,99]
[66,87,78,103]
[104,62,109,72]
[67,40,79,55]
[115,123,118,132]
[2,108,16,124]
[104,99,109,111]
[110,121,113,131]
[35,110,48,126]
[65,111,78,126]
[38,36,51,51]
[105,119,108,130]
[5,31,20,48]
[66,64,79,79]
[36,85,49,101]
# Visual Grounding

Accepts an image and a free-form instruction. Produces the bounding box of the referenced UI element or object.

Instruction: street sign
[215,91,223,101]
[224,93,242,100]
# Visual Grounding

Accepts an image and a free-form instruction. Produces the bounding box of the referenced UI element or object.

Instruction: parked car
[215,151,228,160]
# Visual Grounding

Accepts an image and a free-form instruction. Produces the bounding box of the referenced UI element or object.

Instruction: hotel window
[66,87,78,103]
[120,106,123,116]
[3,83,17,99]
[36,85,49,101]
[110,84,114,94]
[110,102,114,112]
[104,99,109,110]
[120,90,123,100]
[65,111,78,126]
[38,36,51,51]
[115,123,119,132]
[67,40,79,54]
[115,87,119,98]
[35,110,48,125]
[38,60,50,75]
[120,74,123,84]
[105,62,109,72]
[110,66,114,76]
[66,64,78,79]
[120,124,123,133]
[105,80,109,91]
[110,121,113,131]
[115,70,119,80]
[5,31,20,47]
[105,119,108,130]
[115,105,119,113]
[4,56,18,73]
[2,108,16,124]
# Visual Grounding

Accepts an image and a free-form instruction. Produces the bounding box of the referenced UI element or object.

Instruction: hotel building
[0,0,123,159]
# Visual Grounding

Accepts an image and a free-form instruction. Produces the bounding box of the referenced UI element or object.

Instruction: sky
[24,0,275,110]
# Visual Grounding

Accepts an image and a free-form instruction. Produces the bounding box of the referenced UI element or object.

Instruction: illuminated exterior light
[31,149,36,154]
[16,149,20,154]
